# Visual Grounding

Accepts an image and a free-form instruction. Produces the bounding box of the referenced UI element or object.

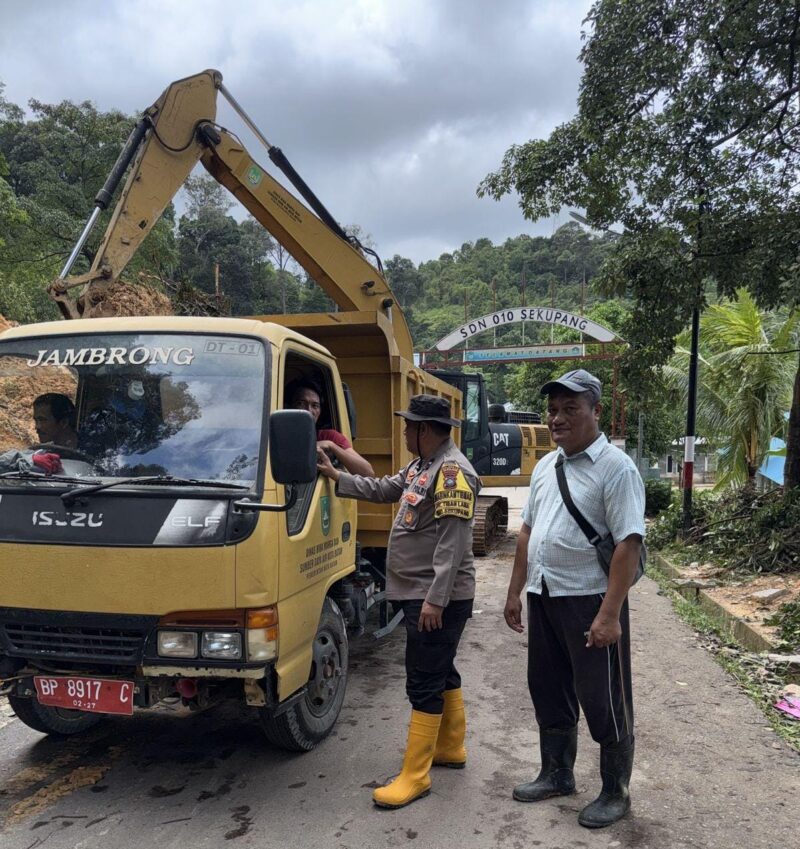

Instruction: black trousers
[527,583,633,746]
[399,598,473,714]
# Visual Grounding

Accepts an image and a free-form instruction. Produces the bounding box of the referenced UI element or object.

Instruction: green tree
[479,0,800,488]
[385,255,423,309]
[667,290,797,487]
[0,87,176,320]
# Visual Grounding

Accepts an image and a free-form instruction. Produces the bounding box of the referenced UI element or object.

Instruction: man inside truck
[286,377,373,476]
[32,393,78,449]
[0,393,77,476]
[316,394,479,810]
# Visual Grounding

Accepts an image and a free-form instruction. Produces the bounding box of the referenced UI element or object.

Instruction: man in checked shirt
[504,369,645,829]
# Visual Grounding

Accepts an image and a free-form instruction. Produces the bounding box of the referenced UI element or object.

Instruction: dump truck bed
[260,311,461,549]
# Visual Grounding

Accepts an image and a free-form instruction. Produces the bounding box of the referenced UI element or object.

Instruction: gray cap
[394,394,461,428]
[540,369,602,403]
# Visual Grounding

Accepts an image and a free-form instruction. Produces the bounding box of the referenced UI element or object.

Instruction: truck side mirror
[269,410,317,484]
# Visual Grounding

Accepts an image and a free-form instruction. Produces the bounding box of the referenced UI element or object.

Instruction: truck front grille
[0,608,158,665]
[4,623,144,663]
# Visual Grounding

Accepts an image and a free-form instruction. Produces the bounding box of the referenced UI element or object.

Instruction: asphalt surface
[0,497,798,848]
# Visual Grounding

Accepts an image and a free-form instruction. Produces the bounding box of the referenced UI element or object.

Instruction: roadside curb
[651,551,777,653]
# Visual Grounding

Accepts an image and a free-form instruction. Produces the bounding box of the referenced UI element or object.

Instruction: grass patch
[648,559,800,753]
[766,601,800,653]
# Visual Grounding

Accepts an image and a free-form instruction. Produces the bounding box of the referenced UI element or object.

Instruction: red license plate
[33,676,134,716]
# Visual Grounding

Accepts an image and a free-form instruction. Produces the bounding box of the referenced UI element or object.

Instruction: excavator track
[472,495,509,556]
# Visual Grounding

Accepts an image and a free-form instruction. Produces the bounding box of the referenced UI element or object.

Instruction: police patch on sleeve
[434,461,475,520]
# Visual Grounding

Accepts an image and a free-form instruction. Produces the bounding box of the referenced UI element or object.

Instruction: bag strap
[554,454,602,546]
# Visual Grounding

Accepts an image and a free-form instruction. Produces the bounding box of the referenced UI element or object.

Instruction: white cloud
[0,0,591,263]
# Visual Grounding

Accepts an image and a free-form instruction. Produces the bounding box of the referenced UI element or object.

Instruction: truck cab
[0,316,364,749]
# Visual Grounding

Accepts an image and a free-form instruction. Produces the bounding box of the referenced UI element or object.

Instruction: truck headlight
[158,631,198,658]
[201,631,242,659]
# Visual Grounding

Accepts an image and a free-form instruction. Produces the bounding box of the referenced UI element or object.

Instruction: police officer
[317,394,480,809]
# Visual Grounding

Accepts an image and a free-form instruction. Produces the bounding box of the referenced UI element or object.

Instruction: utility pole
[214,262,221,310]
[521,263,526,346]
[683,306,700,531]
[683,181,708,534]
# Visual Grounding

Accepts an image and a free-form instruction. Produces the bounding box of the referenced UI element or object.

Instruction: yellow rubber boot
[373,710,442,809]
[433,688,467,769]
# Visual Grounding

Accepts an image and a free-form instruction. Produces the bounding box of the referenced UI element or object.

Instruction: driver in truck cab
[286,377,374,476]
[0,393,77,476]
[317,394,480,810]
[33,393,78,449]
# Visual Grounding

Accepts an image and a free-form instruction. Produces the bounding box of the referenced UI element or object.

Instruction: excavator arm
[49,69,413,359]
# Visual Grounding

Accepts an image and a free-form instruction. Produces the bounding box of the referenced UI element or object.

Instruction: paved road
[0,527,798,848]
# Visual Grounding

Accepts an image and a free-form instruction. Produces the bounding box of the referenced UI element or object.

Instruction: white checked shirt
[521,433,645,597]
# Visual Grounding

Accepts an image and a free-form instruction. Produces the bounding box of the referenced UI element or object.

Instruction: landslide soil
[0,281,172,452]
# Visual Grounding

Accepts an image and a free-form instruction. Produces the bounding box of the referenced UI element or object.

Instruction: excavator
[46,67,544,555]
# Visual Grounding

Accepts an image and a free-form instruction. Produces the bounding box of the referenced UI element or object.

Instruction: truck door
[277,348,358,603]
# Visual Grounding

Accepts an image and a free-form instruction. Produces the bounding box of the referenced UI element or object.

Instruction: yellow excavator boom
[48,69,414,361]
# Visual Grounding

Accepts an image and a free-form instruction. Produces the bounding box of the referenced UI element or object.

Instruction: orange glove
[32,453,63,475]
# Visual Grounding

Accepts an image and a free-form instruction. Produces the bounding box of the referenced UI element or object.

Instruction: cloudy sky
[1,0,592,264]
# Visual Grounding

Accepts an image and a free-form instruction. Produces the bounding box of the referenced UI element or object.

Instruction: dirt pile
[0,280,174,452]
[87,278,173,317]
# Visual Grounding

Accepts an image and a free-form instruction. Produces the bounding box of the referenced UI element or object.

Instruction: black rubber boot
[578,738,634,828]
[513,726,577,802]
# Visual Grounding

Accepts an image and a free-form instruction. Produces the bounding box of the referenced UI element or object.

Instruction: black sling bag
[554,454,645,583]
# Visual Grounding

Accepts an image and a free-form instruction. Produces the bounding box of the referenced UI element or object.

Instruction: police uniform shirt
[336,438,480,606]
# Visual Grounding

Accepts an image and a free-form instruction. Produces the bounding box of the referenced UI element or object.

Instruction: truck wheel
[7,695,103,736]
[260,597,349,752]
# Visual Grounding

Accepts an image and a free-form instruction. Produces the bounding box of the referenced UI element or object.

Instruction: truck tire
[7,694,103,736]
[260,597,348,752]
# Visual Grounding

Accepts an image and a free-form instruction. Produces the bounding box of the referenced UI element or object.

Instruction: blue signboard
[463,345,584,363]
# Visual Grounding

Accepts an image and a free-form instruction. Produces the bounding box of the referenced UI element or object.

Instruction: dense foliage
[644,479,673,517]
[479,0,800,488]
[651,488,800,574]
[666,290,797,487]
[0,86,334,322]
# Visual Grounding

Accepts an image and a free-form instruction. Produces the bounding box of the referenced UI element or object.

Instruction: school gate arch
[433,307,619,351]
[421,307,626,438]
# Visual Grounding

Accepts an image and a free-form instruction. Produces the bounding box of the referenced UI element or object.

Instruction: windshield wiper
[0,470,101,485]
[61,475,250,504]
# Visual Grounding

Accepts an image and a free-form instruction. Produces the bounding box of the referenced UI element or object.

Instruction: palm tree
[666,289,797,488]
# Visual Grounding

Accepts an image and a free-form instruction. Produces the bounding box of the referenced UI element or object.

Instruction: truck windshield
[0,333,267,486]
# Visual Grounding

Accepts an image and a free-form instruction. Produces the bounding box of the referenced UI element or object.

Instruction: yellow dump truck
[0,70,548,748]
